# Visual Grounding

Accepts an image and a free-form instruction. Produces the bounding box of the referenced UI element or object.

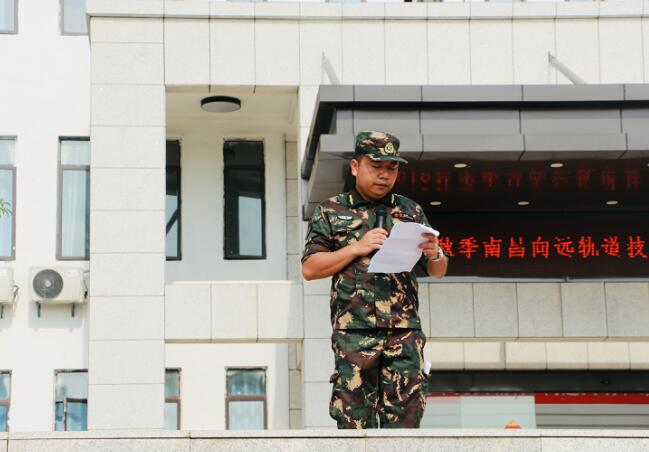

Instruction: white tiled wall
[470,20,514,84]
[555,18,601,84]
[209,19,255,85]
[164,18,210,85]
[256,20,300,85]
[425,282,649,340]
[341,21,386,85]
[513,19,557,84]
[428,20,471,84]
[385,20,428,84]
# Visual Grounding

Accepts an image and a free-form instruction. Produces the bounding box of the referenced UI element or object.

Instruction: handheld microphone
[375,205,387,230]
[369,205,388,259]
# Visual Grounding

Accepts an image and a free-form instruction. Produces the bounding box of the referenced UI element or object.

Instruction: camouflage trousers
[328,328,427,429]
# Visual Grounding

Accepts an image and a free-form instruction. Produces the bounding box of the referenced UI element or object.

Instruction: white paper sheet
[368,222,440,273]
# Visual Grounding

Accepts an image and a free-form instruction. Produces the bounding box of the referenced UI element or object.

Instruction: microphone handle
[376,215,386,230]
[370,212,387,258]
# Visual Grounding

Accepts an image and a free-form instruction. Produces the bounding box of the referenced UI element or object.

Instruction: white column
[88,13,166,429]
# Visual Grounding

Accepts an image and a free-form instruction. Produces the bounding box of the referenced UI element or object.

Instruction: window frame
[0,370,11,432]
[225,366,268,430]
[0,0,18,34]
[166,140,182,261]
[164,368,181,430]
[56,137,90,261]
[53,369,88,432]
[222,139,267,260]
[59,0,87,36]
[0,137,16,261]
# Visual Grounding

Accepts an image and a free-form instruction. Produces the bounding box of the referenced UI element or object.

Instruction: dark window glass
[0,405,7,432]
[0,0,16,33]
[0,169,13,259]
[0,372,10,432]
[62,0,87,34]
[166,141,181,260]
[0,138,15,259]
[223,141,265,259]
[65,401,87,431]
[164,369,180,430]
[54,371,87,431]
[58,139,90,260]
[226,369,265,396]
[226,368,266,430]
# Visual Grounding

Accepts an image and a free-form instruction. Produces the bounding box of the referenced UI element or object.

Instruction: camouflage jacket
[302,188,433,330]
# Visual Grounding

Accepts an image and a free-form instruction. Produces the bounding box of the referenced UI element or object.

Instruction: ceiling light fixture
[550,162,564,168]
[454,163,468,168]
[606,200,618,205]
[517,201,530,206]
[430,201,442,206]
[200,96,241,113]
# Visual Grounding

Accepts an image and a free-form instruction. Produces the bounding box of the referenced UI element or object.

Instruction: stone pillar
[288,342,303,429]
[88,11,166,429]
[285,140,300,282]
[296,85,337,428]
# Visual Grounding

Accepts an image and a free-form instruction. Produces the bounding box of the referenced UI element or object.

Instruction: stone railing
[4,428,649,451]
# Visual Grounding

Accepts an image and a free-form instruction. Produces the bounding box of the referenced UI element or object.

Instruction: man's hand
[419,233,448,278]
[419,232,439,259]
[302,228,388,280]
[352,228,388,257]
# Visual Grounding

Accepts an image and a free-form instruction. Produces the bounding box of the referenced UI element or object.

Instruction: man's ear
[350,157,359,177]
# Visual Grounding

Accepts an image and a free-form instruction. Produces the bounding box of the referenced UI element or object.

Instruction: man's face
[350,156,399,200]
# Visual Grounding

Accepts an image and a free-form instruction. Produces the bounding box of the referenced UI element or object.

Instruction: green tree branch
[0,199,11,217]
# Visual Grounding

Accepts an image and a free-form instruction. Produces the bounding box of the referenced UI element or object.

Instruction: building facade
[1,0,649,433]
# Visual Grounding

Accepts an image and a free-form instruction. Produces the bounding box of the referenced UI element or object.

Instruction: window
[61,0,86,35]
[223,140,265,259]
[166,141,181,260]
[58,138,89,260]
[226,368,266,430]
[54,370,87,431]
[0,0,16,33]
[165,369,181,430]
[0,138,15,260]
[0,371,10,432]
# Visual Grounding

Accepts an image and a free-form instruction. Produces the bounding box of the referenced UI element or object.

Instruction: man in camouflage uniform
[301,131,449,429]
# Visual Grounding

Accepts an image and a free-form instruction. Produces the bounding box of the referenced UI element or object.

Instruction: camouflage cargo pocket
[329,369,343,423]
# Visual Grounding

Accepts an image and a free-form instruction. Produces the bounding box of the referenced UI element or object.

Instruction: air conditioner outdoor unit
[30,267,86,305]
[0,267,16,305]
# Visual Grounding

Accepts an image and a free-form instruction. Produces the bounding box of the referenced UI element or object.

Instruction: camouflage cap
[354,131,407,164]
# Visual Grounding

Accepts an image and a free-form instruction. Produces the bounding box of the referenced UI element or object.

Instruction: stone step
[4,429,649,452]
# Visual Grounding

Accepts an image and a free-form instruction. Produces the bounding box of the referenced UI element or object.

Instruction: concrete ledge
[9,428,649,438]
[7,429,649,452]
[165,281,303,342]
[87,0,649,20]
